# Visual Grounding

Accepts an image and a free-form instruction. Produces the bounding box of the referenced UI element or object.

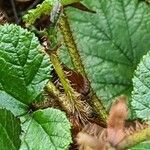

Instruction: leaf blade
[62,0,150,108]
[20,108,72,150]
[132,51,150,120]
[0,24,51,115]
[0,108,21,150]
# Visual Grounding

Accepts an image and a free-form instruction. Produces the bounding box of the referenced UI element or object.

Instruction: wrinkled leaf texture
[0,24,51,116]
[20,108,72,150]
[132,51,150,120]
[0,108,21,150]
[63,0,150,109]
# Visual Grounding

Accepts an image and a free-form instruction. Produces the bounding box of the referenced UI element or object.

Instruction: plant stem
[49,51,75,103]
[116,126,150,150]
[90,94,107,124]
[46,81,71,113]
[46,50,92,123]
[59,11,85,75]
[59,11,107,125]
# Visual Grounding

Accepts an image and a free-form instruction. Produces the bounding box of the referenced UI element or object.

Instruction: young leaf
[23,0,81,25]
[132,51,150,120]
[20,108,72,150]
[0,108,21,150]
[63,0,150,108]
[0,24,51,116]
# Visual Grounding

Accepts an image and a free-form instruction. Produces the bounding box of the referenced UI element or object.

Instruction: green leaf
[128,140,150,150]
[132,51,150,120]
[63,0,150,108]
[0,24,51,116]
[0,108,21,150]
[20,108,72,150]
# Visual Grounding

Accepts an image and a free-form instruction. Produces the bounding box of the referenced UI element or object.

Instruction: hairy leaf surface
[0,108,21,150]
[132,51,150,120]
[64,0,150,108]
[20,108,72,150]
[0,24,51,116]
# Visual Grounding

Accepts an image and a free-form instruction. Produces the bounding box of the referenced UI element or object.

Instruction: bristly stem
[90,93,107,124]
[45,81,72,113]
[48,50,75,104]
[46,50,92,123]
[59,10,107,124]
[59,11,85,75]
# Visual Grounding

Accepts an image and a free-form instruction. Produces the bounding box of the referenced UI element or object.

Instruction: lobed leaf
[62,0,150,108]
[0,24,51,116]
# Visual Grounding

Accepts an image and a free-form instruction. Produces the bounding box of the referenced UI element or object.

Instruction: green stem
[47,51,92,122]
[90,93,107,125]
[46,81,72,113]
[49,51,75,103]
[59,12,85,75]
[116,126,150,150]
[59,11,107,125]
